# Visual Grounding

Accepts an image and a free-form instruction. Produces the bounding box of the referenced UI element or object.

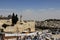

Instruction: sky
[0,0,60,21]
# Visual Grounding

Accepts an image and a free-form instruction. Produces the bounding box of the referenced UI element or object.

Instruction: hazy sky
[0,0,60,21]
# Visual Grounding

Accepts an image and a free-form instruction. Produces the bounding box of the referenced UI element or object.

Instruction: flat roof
[5,32,37,36]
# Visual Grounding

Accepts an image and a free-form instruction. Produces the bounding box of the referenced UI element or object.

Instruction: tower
[20,15,22,22]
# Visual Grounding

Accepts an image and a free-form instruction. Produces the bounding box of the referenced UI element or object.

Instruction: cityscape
[0,13,60,40]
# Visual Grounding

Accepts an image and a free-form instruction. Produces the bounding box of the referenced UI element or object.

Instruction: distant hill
[45,19,60,21]
[35,19,60,30]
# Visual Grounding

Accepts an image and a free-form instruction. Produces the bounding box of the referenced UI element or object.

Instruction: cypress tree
[11,13,18,26]
[12,13,15,26]
[15,14,18,24]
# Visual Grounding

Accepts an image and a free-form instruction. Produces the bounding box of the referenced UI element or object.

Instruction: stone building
[0,15,35,33]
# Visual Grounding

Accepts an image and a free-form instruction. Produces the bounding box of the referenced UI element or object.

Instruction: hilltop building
[0,15,35,33]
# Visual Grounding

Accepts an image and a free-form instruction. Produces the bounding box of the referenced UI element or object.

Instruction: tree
[11,13,15,26]
[11,13,18,26]
[8,14,12,19]
[2,24,9,28]
[15,14,18,24]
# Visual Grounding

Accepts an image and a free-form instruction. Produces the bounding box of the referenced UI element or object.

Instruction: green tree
[15,14,18,24]
[12,13,15,26]
[11,13,18,26]
[8,14,12,19]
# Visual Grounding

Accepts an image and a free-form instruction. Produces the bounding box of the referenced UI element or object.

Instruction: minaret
[20,15,22,22]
